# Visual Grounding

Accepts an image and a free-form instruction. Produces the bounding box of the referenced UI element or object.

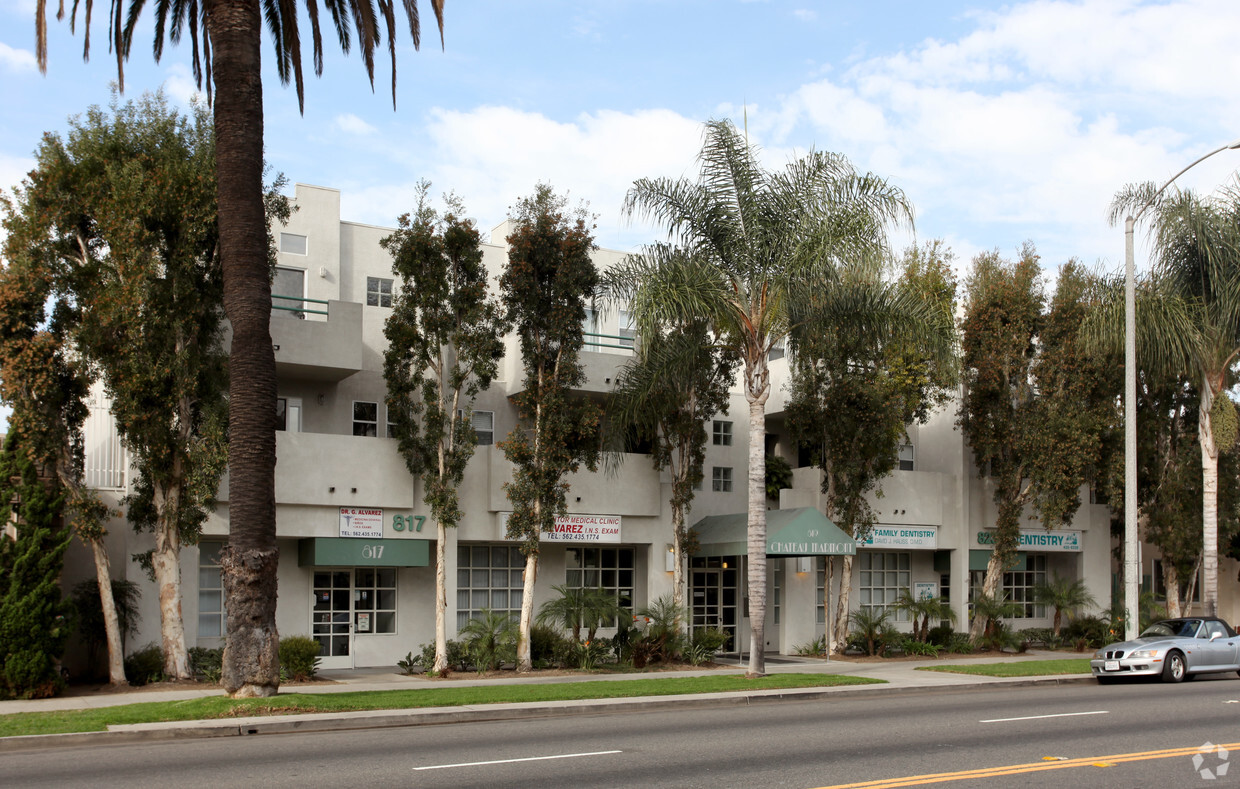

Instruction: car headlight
[1129,649,1159,659]
[1093,650,1105,659]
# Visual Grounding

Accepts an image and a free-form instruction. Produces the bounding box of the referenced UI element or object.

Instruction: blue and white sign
[976,529,1081,552]
[862,526,938,549]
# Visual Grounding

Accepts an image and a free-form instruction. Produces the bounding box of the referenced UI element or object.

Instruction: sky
[5,0,1240,280]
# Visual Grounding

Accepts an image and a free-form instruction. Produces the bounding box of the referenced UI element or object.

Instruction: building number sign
[392,514,426,533]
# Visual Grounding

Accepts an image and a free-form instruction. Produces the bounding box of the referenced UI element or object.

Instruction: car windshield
[1140,620,1201,639]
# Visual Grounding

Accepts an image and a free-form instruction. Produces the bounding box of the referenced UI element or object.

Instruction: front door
[690,557,740,653]
[312,570,354,669]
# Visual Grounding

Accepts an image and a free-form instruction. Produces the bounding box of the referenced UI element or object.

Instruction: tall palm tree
[1107,183,1240,618]
[615,119,926,677]
[37,0,445,698]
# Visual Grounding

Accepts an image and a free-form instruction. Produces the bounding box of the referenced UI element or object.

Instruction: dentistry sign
[862,526,938,549]
[976,529,1081,552]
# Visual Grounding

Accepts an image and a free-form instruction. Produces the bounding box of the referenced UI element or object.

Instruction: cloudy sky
[5,0,1240,277]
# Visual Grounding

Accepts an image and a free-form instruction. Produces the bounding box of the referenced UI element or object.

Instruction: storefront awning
[692,507,856,557]
[298,537,430,568]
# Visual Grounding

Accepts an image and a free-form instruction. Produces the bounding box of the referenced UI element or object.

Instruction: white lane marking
[414,750,622,771]
[981,710,1109,723]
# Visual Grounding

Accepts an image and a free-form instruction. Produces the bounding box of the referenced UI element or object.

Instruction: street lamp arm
[1130,138,1240,225]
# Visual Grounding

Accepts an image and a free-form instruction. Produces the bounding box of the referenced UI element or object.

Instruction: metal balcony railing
[272,293,329,317]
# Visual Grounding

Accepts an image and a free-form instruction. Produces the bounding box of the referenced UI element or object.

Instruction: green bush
[848,608,900,656]
[899,637,940,657]
[531,624,573,668]
[926,624,956,647]
[1016,627,1060,650]
[279,635,322,681]
[945,633,974,654]
[71,579,142,680]
[189,646,224,683]
[458,609,517,673]
[1062,615,1109,651]
[417,639,468,674]
[124,643,166,686]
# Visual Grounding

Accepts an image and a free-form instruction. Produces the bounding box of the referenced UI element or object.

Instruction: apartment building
[68,182,1132,671]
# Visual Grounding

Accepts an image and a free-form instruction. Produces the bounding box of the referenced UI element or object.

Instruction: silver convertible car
[1091,617,1240,683]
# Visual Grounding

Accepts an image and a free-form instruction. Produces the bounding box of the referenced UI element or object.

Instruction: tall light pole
[1122,138,1240,640]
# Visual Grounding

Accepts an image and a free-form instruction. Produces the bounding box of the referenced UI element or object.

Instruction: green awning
[969,549,1026,572]
[298,537,430,568]
[692,507,856,557]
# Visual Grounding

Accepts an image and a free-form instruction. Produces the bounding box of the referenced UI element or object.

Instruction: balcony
[270,298,364,382]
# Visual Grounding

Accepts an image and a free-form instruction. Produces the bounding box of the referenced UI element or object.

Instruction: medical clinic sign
[499,513,622,543]
[340,507,383,538]
[976,529,1081,552]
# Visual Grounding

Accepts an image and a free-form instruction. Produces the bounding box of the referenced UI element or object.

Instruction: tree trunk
[969,550,1006,641]
[671,491,686,634]
[433,520,448,674]
[517,552,538,671]
[832,554,854,652]
[89,537,127,686]
[152,486,191,679]
[1164,562,1182,619]
[208,0,280,698]
[1199,391,1220,618]
[745,395,767,678]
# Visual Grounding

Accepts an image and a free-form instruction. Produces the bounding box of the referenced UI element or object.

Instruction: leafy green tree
[600,257,737,622]
[38,0,445,699]
[0,436,73,699]
[381,184,505,675]
[1032,573,1097,637]
[499,184,602,672]
[960,249,1117,640]
[9,92,242,679]
[620,119,925,677]
[787,241,957,651]
[1104,184,1240,617]
[0,148,124,687]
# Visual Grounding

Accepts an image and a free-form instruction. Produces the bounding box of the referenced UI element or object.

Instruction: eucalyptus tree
[499,185,602,672]
[602,248,738,624]
[37,0,445,698]
[786,241,957,651]
[381,184,505,676]
[621,119,917,677]
[1104,184,1240,618]
[960,250,1117,640]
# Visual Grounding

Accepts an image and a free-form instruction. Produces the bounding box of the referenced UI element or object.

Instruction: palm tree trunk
[1199,392,1220,618]
[746,395,767,678]
[208,0,280,698]
[89,537,127,686]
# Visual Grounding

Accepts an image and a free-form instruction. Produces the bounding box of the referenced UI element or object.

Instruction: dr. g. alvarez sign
[976,529,1081,552]
[499,513,622,543]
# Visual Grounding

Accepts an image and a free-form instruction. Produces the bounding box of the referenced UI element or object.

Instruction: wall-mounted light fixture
[796,557,812,574]
[665,545,675,573]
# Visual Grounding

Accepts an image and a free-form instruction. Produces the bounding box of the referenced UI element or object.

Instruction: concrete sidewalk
[0,650,1094,750]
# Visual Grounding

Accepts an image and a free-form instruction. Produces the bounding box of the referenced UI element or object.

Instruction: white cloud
[162,64,204,107]
[335,113,377,136]
[792,9,817,22]
[0,42,36,72]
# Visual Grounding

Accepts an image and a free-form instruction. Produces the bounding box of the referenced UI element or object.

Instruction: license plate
[1104,660,1119,672]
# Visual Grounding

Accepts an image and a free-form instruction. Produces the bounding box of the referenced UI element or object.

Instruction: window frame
[711,466,733,492]
[712,420,733,446]
[279,232,308,256]
[366,276,394,308]
[457,544,525,629]
[352,401,379,437]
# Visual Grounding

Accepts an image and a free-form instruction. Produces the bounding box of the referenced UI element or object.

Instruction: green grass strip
[0,673,882,737]
[915,659,1092,677]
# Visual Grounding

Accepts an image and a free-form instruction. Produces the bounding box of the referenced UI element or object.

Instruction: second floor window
[619,310,636,348]
[353,401,378,437]
[712,466,733,492]
[898,444,915,471]
[713,420,733,446]
[472,410,494,445]
[367,277,393,308]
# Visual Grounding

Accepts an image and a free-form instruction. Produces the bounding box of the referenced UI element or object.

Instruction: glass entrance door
[312,570,354,669]
[690,557,739,653]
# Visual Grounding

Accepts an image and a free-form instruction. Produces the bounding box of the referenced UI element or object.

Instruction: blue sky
[5,0,1240,277]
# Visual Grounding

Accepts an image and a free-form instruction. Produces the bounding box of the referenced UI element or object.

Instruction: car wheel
[1162,650,1186,683]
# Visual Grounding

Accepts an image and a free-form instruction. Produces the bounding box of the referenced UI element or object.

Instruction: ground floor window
[816,557,827,624]
[457,544,525,629]
[968,555,1048,619]
[353,568,397,634]
[198,542,225,638]
[773,559,783,625]
[566,547,635,627]
[859,551,910,621]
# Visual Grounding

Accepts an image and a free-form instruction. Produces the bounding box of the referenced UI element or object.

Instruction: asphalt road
[6,676,1240,788]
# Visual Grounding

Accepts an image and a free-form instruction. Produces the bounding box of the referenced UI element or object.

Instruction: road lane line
[414,750,622,771]
[979,710,1108,723]
[814,741,1240,788]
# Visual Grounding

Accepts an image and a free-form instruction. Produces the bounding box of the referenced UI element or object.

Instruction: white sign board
[499,513,622,543]
[339,507,384,538]
[914,582,937,601]
[976,529,1081,552]
[862,526,938,549]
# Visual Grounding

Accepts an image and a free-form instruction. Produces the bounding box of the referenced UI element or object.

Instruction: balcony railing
[272,293,329,317]
[583,331,634,353]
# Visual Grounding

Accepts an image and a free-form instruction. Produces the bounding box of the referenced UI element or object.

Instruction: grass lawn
[915,659,1092,677]
[0,673,883,738]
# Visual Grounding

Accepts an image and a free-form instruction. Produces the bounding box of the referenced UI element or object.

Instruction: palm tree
[614,119,931,676]
[1106,184,1240,618]
[536,585,627,643]
[894,591,956,642]
[36,0,445,698]
[1031,573,1097,637]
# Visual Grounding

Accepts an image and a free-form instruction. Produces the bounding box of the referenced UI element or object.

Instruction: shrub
[1062,615,1110,651]
[71,579,142,680]
[124,643,166,686]
[415,639,469,675]
[926,624,956,647]
[848,608,900,656]
[571,638,612,670]
[531,624,573,668]
[189,646,224,683]
[945,633,974,654]
[458,609,517,672]
[630,595,688,665]
[396,651,419,675]
[686,627,730,665]
[1016,627,1059,650]
[794,636,827,656]
[279,635,322,681]
[899,637,940,657]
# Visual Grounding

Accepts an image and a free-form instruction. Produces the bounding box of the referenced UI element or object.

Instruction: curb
[0,675,1095,753]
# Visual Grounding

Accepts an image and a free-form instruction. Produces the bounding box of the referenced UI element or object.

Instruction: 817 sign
[392,514,426,533]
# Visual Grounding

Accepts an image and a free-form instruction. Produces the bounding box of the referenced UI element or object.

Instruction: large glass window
[198,542,225,638]
[457,544,524,629]
[859,551,910,621]
[353,568,397,634]
[272,266,306,316]
[565,547,635,627]
[1002,555,1047,619]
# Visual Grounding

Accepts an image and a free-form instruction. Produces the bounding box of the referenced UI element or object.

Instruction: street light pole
[1121,138,1240,640]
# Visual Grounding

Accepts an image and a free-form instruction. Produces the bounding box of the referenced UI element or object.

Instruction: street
[5,677,1240,788]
